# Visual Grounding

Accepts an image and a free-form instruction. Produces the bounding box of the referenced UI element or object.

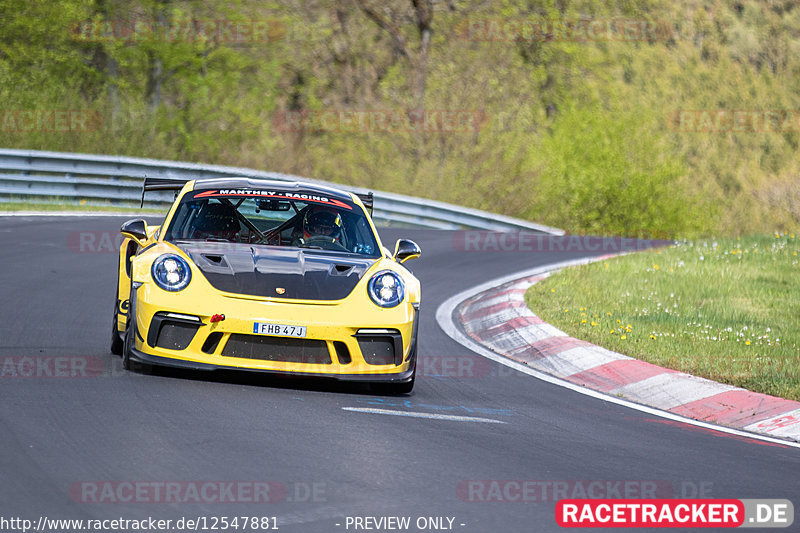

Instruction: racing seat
[191,202,240,241]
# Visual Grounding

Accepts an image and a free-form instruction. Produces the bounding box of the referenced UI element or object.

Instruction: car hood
[177,242,375,301]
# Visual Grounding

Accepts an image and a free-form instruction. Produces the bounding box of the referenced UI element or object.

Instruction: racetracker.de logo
[0,356,105,378]
[68,231,125,254]
[456,18,674,42]
[452,232,664,253]
[1,110,103,133]
[668,110,800,133]
[69,19,286,44]
[417,355,493,378]
[556,499,794,528]
[457,480,675,502]
[272,109,489,133]
[70,481,288,504]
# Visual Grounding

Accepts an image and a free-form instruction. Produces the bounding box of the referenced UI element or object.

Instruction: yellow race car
[111,177,421,393]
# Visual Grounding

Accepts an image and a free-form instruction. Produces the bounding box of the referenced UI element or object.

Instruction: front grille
[202,332,223,354]
[333,341,351,365]
[357,337,396,365]
[221,334,331,364]
[152,322,199,350]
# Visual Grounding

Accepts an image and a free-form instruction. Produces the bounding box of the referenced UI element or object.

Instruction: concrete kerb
[436,255,800,447]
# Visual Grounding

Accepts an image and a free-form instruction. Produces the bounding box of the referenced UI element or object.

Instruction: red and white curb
[436,257,800,447]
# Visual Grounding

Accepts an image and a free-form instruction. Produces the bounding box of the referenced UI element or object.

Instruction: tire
[110,298,124,355]
[110,265,124,355]
[122,286,146,372]
[122,296,134,371]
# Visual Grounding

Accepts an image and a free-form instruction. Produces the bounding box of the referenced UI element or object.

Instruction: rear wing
[356,192,373,215]
[140,177,190,207]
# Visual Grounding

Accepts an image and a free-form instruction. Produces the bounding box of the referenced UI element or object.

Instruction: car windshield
[163,188,380,257]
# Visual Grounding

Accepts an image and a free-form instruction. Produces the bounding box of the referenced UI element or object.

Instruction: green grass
[0,201,163,214]
[526,234,800,401]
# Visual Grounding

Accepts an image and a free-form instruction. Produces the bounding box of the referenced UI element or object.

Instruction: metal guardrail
[0,148,564,234]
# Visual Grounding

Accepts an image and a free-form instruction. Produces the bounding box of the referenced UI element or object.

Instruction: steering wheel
[299,235,349,252]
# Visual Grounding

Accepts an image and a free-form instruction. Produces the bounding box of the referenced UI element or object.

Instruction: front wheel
[122,301,135,370]
[110,269,124,355]
[122,286,149,373]
[110,301,124,355]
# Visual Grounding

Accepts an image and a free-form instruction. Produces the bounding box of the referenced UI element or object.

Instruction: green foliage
[1,0,799,236]
[526,235,800,400]
[524,102,705,237]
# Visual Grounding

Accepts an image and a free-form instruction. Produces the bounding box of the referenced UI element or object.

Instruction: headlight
[368,270,405,308]
[151,254,192,292]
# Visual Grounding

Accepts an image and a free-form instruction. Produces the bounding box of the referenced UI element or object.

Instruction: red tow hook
[210,314,226,323]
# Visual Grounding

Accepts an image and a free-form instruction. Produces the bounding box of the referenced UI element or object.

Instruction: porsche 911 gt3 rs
[111,177,421,393]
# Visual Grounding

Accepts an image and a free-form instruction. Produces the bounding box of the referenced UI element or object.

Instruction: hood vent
[179,243,373,300]
[202,253,227,266]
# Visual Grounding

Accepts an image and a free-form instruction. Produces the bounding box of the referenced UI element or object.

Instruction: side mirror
[121,219,148,245]
[393,239,421,264]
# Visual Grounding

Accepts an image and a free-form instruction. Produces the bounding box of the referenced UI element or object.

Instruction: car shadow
[132,362,411,396]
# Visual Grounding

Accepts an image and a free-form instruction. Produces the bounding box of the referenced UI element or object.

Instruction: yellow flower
[653,264,659,270]
[607,312,613,316]
[745,340,751,346]
[564,308,569,312]
[620,335,627,340]
[581,319,587,324]
[610,329,615,334]
[616,319,621,323]
[591,321,597,326]
[551,288,555,293]
[650,334,656,340]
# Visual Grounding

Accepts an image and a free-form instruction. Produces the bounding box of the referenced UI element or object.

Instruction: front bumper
[128,346,416,383]
[129,281,419,381]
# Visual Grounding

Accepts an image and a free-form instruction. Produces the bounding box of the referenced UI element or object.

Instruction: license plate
[253,322,307,338]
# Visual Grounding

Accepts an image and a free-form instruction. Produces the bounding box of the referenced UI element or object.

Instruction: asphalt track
[0,215,797,533]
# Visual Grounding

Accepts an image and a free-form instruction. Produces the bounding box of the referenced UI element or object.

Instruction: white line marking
[342,407,506,424]
[435,259,800,449]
